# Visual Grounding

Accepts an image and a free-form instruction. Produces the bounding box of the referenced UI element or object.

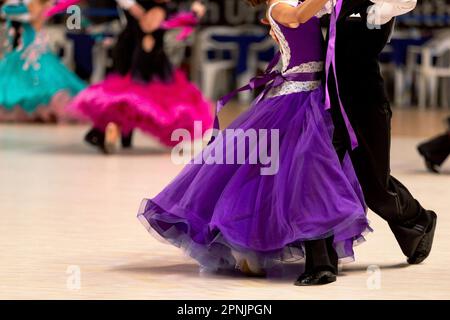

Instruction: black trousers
[306,0,428,267]
[325,19,428,257]
[420,131,450,166]
[304,237,338,274]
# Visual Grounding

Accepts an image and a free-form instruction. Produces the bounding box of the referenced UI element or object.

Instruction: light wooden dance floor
[0,109,449,300]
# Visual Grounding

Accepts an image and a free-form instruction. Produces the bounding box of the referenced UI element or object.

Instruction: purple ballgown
[138,1,371,271]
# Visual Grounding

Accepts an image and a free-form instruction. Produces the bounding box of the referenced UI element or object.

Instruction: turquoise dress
[0,4,86,121]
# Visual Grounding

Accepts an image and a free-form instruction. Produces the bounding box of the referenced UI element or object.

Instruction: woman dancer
[137,0,371,286]
[0,0,86,122]
[69,0,212,153]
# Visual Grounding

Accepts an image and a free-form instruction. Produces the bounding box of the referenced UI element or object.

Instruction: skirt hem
[137,198,372,272]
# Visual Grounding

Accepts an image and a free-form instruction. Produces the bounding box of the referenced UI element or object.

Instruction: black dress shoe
[121,131,134,149]
[408,211,437,265]
[294,270,336,286]
[417,145,440,173]
[84,128,104,147]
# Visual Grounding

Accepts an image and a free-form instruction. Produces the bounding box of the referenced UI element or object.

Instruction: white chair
[439,52,450,109]
[239,27,275,103]
[195,26,240,100]
[87,20,122,83]
[228,25,271,103]
[386,29,423,108]
[90,37,115,83]
[406,30,450,109]
[164,29,193,68]
[45,25,75,70]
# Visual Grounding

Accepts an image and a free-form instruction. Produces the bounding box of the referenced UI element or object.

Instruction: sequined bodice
[268,0,324,73]
[266,0,325,98]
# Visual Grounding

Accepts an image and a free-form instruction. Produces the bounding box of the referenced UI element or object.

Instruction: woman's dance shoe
[84,128,104,147]
[121,131,134,149]
[103,122,120,154]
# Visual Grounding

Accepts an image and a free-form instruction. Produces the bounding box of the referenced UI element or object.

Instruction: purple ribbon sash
[325,0,358,150]
[213,52,321,131]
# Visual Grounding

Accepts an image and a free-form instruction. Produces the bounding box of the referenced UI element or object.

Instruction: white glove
[367,0,417,26]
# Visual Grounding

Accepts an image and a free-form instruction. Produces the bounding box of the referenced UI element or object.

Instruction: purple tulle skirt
[138,87,371,271]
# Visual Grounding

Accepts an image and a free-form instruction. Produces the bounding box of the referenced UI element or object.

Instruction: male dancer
[327,0,437,265]
[260,0,434,286]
